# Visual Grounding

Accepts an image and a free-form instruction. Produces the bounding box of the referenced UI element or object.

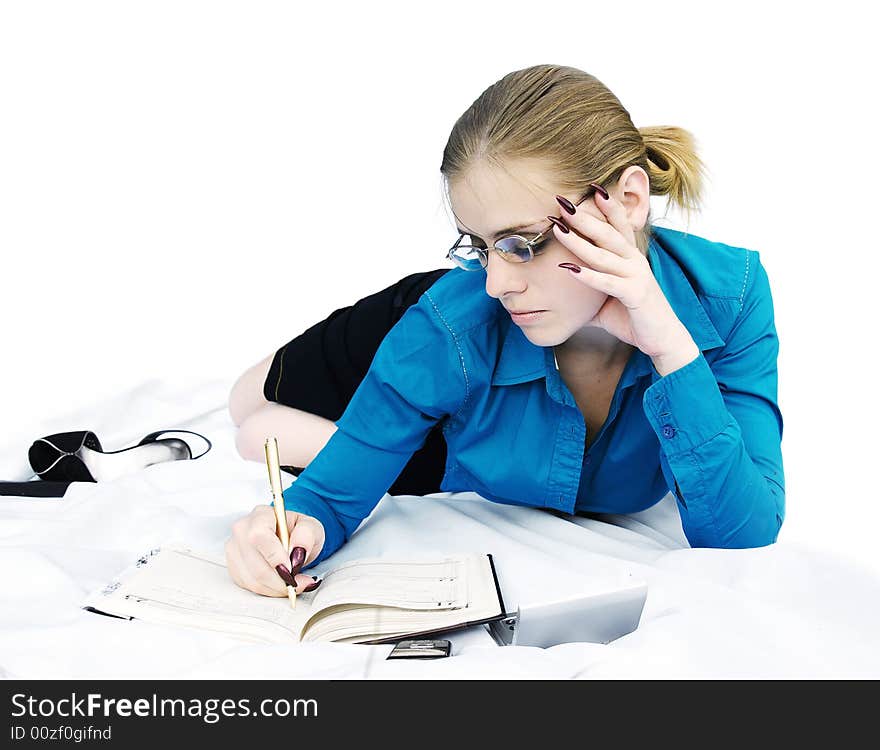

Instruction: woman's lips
[510,310,547,324]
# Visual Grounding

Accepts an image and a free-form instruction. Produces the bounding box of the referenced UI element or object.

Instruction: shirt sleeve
[276,290,467,570]
[642,251,785,548]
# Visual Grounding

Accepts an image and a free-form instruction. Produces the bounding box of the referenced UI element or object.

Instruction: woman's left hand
[552,190,692,360]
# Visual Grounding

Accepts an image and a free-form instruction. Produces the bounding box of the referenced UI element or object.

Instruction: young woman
[225,64,785,598]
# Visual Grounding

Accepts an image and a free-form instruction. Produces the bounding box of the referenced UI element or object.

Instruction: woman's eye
[533,238,551,252]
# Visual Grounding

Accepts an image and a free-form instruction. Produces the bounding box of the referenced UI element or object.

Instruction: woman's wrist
[650,332,701,377]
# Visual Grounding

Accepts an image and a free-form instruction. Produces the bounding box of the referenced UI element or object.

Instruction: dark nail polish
[555,195,577,215]
[289,546,306,574]
[303,578,323,593]
[275,564,296,587]
[312,575,319,580]
[546,216,570,234]
[589,182,610,201]
[558,262,581,274]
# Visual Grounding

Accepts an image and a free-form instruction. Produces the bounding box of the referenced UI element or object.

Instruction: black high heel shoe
[27,429,212,483]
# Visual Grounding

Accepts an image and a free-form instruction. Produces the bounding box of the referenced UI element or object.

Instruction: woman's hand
[552,189,694,360]
[225,505,326,597]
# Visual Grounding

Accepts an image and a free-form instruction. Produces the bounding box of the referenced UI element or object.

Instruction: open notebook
[82,544,508,645]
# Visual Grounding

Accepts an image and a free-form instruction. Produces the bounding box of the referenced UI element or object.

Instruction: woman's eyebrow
[455,219,546,240]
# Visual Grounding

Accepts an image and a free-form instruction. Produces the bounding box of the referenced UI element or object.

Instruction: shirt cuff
[271,489,345,571]
[643,351,732,455]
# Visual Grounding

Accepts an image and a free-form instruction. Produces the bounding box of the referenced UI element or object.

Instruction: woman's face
[448,159,648,350]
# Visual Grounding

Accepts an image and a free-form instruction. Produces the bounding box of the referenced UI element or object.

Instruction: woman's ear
[612,166,651,232]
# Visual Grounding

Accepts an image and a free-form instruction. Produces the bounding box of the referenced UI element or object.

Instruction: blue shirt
[283,226,786,570]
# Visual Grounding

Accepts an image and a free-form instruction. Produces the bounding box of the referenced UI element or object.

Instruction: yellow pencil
[264,437,296,608]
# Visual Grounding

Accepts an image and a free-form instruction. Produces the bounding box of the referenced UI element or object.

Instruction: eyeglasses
[446,186,600,271]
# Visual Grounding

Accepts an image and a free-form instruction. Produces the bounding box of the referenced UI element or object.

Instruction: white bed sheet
[1,375,879,679]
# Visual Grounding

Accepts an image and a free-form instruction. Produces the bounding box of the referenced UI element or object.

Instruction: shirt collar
[491,226,727,386]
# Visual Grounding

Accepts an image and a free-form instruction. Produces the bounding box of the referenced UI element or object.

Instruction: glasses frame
[446,185,601,271]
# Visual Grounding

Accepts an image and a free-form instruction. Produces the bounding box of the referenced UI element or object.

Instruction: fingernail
[589,182,610,201]
[558,263,581,274]
[275,564,296,587]
[303,578,323,593]
[289,546,306,574]
[555,195,577,215]
[546,215,570,234]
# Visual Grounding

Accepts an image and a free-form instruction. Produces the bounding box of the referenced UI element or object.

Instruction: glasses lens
[450,235,486,270]
[495,235,533,262]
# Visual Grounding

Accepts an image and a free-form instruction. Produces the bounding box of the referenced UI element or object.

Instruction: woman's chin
[520,327,563,348]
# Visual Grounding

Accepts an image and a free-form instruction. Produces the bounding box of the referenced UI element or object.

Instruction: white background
[1,1,877,573]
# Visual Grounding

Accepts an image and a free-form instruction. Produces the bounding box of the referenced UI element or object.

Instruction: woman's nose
[483,249,527,300]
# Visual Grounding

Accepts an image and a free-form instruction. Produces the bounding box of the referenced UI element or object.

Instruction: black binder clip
[386,639,452,659]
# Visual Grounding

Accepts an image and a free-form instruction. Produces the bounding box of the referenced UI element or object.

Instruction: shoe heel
[79,439,191,482]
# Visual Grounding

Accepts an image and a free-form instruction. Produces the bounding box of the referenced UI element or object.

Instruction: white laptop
[486,572,648,647]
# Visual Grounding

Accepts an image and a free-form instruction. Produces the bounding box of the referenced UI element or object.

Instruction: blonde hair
[440,64,710,255]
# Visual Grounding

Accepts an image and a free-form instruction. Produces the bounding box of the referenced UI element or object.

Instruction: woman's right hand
[225,505,326,597]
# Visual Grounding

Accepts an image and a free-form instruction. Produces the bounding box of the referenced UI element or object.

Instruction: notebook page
[84,545,317,641]
[301,554,504,642]
[304,557,470,613]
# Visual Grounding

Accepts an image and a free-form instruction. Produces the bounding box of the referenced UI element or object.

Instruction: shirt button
[662,425,676,439]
